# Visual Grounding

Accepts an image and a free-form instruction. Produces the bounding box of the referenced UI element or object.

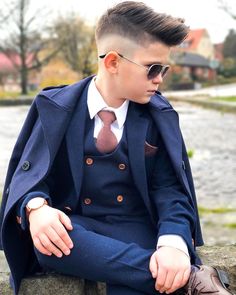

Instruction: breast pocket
[144,141,158,157]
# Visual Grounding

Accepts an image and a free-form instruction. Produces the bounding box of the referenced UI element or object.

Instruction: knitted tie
[96,110,118,153]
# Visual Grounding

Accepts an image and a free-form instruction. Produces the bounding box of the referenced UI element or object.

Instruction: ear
[103,51,120,74]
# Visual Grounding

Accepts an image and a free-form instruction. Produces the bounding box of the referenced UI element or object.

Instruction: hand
[149,246,191,294]
[28,205,74,258]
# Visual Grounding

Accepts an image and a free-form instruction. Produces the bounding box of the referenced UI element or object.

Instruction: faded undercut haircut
[95,1,189,46]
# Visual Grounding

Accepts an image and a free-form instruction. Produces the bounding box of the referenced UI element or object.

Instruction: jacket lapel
[65,89,88,197]
[126,103,155,219]
[149,107,192,197]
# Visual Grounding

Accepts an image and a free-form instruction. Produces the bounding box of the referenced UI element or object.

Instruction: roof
[0,52,34,72]
[0,53,17,72]
[185,29,207,50]
[172,52,210,68]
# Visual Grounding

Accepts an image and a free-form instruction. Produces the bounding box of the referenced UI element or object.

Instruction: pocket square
[144,141,158,156]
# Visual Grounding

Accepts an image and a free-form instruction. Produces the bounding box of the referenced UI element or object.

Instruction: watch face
[27,197,45,210]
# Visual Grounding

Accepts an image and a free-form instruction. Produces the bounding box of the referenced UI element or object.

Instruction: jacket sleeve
[16,180,52,230]
[149,135,196,260]
[0,101,39,249]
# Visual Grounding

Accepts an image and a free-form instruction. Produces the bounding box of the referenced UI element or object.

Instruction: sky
[29,0,236,44]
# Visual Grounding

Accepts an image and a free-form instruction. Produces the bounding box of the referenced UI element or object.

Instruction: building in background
[0,52,40,93]
[167,29,220,90]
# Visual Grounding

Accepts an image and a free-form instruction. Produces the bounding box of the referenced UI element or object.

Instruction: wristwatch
[26,197,48,218]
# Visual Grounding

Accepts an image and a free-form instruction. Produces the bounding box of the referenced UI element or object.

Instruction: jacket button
[117,195,124,203]
[182,160,186,170]
[84,198,92,205]
[118,163,126,170]
[22,161,31,171]
[5,187,9,195]
[86,158,93,165]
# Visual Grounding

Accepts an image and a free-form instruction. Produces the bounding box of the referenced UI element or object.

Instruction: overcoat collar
[35,76,93,167]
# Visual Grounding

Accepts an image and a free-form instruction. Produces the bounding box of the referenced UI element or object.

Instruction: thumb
[58,211,73,230]
[149,252,158,278]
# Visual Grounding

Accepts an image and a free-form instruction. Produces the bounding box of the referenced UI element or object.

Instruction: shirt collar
[87,77,129,129]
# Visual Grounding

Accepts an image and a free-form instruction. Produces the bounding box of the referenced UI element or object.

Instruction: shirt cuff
[157,234,190,257]
[16,191,51,230]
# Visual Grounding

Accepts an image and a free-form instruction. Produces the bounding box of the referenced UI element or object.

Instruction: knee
[34,247,52,268]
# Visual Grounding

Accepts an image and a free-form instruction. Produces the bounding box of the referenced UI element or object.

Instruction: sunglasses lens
[147,65,169,79]
[162,66,169,77]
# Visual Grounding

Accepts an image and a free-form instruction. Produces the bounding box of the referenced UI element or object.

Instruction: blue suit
[0,76,203,294]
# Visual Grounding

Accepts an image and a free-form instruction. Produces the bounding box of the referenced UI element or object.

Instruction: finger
[155,266,167,292]
[39,232,63,258]
[183,267,191,286]
[159,268,176,294]
[52,221,74,249]
[166,271,184,294]
[149,253,158,278]
[33,236,52,256]
[47,226,71,255]
[59,211,73,231]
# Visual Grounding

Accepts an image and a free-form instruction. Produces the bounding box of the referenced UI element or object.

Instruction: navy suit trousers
[34,214,164,295]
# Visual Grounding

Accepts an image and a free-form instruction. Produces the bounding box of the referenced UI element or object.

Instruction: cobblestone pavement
[0,102,235,245]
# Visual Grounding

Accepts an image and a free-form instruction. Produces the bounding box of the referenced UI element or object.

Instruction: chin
[138,97,151,104]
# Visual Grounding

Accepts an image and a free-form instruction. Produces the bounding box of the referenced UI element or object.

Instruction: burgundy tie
[96,110,118,153]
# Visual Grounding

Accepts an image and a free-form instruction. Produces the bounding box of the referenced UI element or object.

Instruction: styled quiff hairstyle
[95,1,189,46]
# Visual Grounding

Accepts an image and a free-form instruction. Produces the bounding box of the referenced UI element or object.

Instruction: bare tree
[0,0,63,94]
[52,14,97,78]
[218,0,236,20]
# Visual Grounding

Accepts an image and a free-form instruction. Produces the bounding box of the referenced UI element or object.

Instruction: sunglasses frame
[99,52,170,80]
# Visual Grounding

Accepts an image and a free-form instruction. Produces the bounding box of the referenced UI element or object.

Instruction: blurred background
[0,0,235,245]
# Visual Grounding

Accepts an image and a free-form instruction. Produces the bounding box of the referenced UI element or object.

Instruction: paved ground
[0,102,235,245]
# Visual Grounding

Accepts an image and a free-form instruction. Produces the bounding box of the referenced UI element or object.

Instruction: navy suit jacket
[0,76,203,294]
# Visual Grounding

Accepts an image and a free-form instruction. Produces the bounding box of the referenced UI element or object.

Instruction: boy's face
[116,40,170,105]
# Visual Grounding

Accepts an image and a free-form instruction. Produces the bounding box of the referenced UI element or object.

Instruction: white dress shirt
[87,77,129,142]
[87,78,189,257]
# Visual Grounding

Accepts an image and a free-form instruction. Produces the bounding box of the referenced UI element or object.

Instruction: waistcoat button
[84,198,92,205]
[86,158,94,165]
[118,163,126,170]
[117,195,124,202]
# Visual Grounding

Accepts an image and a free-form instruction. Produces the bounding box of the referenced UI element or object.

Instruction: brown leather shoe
[183,265,234,295]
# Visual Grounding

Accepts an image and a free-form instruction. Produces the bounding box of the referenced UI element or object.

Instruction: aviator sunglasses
[99,52,170,80]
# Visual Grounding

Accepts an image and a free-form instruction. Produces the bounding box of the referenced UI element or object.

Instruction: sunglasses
[99,52,170,80]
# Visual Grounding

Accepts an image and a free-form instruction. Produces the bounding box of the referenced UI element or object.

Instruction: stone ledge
[0,272,106,295]
[1,245,236,294]
[0,98,33,107]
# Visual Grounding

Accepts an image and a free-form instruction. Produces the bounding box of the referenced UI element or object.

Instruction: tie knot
[98,110,116,125]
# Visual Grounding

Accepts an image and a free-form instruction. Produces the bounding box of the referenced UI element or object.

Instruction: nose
[151,73,163,84]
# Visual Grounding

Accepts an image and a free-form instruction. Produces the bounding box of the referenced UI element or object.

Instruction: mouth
[147,90,156,94]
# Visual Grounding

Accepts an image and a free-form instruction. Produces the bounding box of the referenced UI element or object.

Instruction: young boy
[0,1,232,295]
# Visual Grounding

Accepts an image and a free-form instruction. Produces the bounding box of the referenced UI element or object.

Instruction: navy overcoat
[0,76,203,294]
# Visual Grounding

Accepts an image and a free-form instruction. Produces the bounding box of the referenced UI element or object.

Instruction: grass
[210,96,236,102]
[0,90,38,100]
[198,206,236,215]
[223,223,236,229]
[187,149,194,158]
[0,91,21,99]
